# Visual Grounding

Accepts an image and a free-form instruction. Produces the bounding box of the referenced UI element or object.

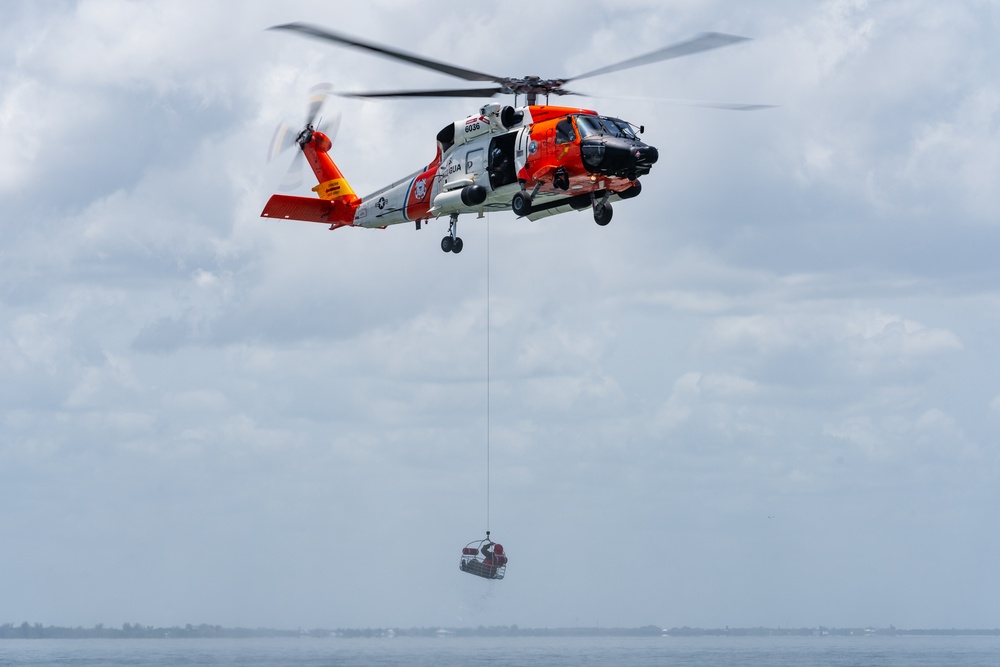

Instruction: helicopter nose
[581,138,658,178]
[634,145,658,166]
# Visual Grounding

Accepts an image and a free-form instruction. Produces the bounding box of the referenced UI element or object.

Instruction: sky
[1,0,999,631]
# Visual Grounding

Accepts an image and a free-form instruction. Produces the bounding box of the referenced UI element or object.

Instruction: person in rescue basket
[462,541,506,578]
[483,542,507,576]
[478,542,507,578]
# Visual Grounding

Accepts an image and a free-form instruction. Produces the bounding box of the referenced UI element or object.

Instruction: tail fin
[261,129,360,229]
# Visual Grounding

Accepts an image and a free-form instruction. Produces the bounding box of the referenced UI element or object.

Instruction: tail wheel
[441,236,454,252]
[594,203,613,226]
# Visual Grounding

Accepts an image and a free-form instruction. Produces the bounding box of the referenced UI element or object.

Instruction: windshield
[575,115,603,138]
[605,117,638,139]
[574,115,637,139]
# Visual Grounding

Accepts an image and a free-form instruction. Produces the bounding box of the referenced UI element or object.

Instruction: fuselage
[351,104,657,228]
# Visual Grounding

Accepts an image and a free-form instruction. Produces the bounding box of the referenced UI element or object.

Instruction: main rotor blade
[270,22,503,84]
[676,101,774,111]
[571,91,775,110]
[569,32,751,82]
[338,86,503,99]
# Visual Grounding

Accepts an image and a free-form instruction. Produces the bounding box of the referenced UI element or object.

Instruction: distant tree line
[662,626,1000,637]
[0,622,297,639]
[2,622,998,639]
[0,624,664,639]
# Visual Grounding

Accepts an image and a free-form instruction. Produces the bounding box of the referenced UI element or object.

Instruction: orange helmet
[493,544,504,555]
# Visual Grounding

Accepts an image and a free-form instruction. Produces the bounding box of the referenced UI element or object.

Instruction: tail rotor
[268,83,341,191]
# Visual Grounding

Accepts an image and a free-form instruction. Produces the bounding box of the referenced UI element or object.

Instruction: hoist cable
[486,212,491,534]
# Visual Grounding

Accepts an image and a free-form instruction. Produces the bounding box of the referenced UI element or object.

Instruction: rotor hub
[296,125,315,148]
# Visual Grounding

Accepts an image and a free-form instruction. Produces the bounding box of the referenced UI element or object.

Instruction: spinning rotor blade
[305,82,334,126]
[279,151,306,191]
[267,123,298,162]
[269,84,342,192]
[269,23,503,84]
[268,83,334,163]
[269,23,766,107]
[573,92,775,111]
[338,86,504,99]
[317,111,341,139]
[569,32,750,82]
[672,101,774,111]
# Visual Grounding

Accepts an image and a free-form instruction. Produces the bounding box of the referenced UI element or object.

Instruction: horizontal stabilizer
[261,194,352,227]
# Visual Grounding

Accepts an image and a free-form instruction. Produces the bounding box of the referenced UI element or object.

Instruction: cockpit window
[605,117,638,139]
[575,115,637,140]
[575,115,603,138]
[555,117,576,144]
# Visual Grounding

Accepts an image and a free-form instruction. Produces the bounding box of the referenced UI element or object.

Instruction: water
[0,635,998,666]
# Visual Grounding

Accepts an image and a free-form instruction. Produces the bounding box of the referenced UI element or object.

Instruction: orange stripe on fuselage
[403,158,439,221]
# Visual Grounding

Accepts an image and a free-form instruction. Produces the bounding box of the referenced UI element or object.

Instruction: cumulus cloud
[2,0,999,630]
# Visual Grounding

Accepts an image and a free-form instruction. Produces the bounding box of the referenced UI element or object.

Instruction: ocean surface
[1,635,998,666]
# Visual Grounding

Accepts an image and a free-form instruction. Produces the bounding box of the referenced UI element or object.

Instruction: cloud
[904,86,1000,220]
[844,309,962,362]
[2,0,1000,630]
[705,306,961,383]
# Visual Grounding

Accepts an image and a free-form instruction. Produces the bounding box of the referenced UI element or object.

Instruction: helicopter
[260,23,766,254]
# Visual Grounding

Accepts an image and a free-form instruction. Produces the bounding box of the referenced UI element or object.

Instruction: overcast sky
[2,0,999,631]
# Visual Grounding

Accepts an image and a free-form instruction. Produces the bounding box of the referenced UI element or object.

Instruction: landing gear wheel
[594,202,613,226]
[443,213,461,255]
[511,191,532,217]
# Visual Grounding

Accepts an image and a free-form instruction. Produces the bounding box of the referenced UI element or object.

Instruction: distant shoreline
[3,623,1000,639]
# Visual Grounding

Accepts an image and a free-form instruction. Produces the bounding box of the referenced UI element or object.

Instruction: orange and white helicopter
[261,23,766,254]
